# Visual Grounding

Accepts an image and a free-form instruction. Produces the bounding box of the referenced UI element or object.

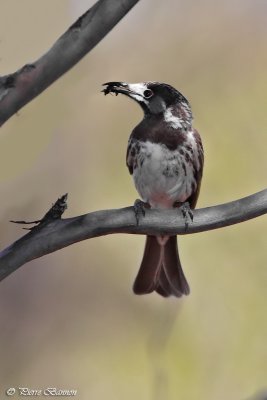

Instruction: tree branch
[0,0,139,127]
[0,189,266,282]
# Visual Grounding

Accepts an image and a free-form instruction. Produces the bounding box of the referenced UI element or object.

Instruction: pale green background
[0,1,266,399]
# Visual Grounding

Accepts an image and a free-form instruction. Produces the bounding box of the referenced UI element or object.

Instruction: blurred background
[0,1,266,399]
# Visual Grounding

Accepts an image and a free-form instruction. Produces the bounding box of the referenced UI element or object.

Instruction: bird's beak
[102,82,131,96]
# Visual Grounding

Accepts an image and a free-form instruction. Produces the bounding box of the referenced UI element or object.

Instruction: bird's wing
[187,128,204,209]
[126,138,135,175]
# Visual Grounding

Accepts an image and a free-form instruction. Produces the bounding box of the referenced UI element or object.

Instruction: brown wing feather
[187,128,204,209]
[126,139,134,175]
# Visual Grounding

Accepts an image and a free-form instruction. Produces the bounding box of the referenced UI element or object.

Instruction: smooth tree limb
[0,188,266,282]
[0,0,139,127]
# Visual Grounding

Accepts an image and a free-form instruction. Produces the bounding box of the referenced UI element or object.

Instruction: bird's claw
[180,202,194,231]
[133,199,149,226]
[174,201,193,232]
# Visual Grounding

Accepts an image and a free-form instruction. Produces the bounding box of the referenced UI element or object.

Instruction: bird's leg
[133,199,150,226]
[174,201,194,232]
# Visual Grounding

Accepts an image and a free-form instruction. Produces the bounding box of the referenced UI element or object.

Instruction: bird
[102,81,204,297]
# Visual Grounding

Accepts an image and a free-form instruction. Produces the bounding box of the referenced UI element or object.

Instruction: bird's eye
[143,89,153,98]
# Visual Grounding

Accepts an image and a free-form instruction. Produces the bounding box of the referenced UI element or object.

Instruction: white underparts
[164,107,183,129]
[132,140,197,208]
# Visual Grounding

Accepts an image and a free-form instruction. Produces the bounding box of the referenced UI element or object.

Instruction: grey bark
[0,0,140,126]
[0,188,266,281]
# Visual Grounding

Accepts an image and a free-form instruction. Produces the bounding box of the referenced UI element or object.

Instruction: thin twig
[10,194,68,230]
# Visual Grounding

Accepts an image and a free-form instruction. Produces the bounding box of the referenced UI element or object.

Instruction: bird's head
[102,81,193,128]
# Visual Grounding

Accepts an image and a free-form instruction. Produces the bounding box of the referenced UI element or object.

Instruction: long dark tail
[133,235,190,297]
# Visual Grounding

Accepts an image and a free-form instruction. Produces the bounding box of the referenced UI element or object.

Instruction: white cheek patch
[128,83,147,94]
[131,93,146,102]
[128,83,149,105]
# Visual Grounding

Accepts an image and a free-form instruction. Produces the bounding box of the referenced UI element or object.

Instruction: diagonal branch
[0,188,266,282]
[0,0,140,127]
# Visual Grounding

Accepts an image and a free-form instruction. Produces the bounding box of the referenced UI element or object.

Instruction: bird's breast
[128,138,199,208]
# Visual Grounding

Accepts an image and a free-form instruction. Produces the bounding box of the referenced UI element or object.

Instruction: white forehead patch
[128,83,147,94]
[164,107,183,129]
[127,83,149,104]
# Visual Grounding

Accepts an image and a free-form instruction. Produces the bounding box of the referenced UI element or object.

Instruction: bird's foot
[133,199,150,226]
[174,201,193,232]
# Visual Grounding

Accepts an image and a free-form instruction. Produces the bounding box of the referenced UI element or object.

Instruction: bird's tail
[133,235,190,297]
